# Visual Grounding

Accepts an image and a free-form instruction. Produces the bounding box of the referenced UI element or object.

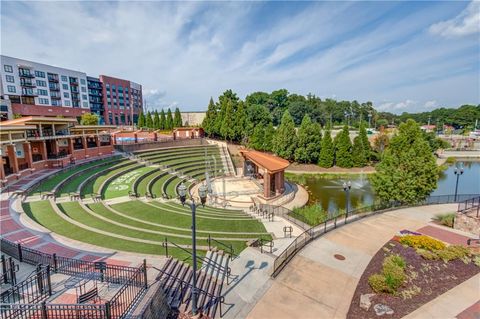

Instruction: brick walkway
[418,225,475,246]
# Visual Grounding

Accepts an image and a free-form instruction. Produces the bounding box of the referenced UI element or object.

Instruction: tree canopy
[370,119,438,204]
[80,113,99,125]
[166,109,173,130]
[294,115,322,163]
[272,110,297,160]
[334,125,353,168]
[174,107,183,127]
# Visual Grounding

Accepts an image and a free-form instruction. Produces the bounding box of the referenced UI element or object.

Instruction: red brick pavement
[417,225,474,247]
[39,242,81,258]
[456,301,480,319]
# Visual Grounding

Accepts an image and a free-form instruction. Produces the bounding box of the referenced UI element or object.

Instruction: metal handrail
[271,193,480,278]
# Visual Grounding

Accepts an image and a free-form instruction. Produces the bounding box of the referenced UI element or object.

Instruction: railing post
[105,301,112,319]
[17,243,23,262]
[46,265,52,296]
[164,237,168,257]
[208,234,211,250]
[41,301,48,319]
[52,253,58,272]
[143,259,148,289]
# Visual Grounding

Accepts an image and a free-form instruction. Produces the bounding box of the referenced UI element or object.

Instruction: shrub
[385,254,406,269]
[437,245,470,261]
[433,213,455,228]
[368,274,390,293]
[474,255,480,267]
[383,262,406,291]
[400,235,446,251]
[416,249,439,260]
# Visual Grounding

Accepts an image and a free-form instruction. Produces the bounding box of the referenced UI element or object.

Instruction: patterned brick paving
[39,242,81,258]
[4,230,44,247]
[0,218,23,233]
[417,225,474,247]
[456,301,480,319]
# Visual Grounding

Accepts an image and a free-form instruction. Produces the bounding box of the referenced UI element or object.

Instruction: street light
[454,164,464,202]
[343,181,352,216]
[177,182,208,316]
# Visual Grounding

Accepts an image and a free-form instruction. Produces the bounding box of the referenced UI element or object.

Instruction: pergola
[239,149,290,199]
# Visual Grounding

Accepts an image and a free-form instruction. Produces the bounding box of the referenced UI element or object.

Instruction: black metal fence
[457,196,480,217]
[1,266,52,305]
[271,194,480,278]
[1,255,18,286]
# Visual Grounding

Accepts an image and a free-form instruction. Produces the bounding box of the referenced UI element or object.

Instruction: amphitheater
[1,138,479,319]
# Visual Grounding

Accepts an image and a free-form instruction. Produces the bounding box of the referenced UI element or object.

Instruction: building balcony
[48,76,59,83]
[69,81,79,86]
[21,90,38,97]
[49,86,60,91]
[20,80,36,87]
[50,95,62,100]
[19,70,35,78]
[70,88,79,94]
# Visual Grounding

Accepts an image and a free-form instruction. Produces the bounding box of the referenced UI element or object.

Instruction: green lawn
[80,162,138,197]
[135,169,162,195]
[29,157,121,195]
[138,146,219,159]
[22,200,202,259]
[103,166,156,199]
[147,151,220,164]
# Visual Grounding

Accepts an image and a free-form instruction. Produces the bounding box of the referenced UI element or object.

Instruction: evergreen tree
[174,107,182,127]
[203,97,218,137]
[160,110,166,130]
[166,108,173,130]
[272,110,297,160]
[234,101,246,141]
[263,123,275,152]
[153,111,160,129]
[137,111,145,128]
[335,125,353,167]
[318,128,334,167]
[352,136,367,167]
[370,119,438,204]
[248,126,265,150]
[294,115,322,163]
[359,123,371,161]
[145,111,153,128]
[216,90,239,137]
[220,100,236,140]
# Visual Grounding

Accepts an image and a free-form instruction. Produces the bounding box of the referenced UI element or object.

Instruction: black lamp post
[454,164,464,202]
[343,181,352,215]
[178,182,207,316]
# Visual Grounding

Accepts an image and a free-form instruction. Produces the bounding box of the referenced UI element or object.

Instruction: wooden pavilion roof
[239,149,290,173]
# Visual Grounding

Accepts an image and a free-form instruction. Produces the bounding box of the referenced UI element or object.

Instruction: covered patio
[239,149,290,199]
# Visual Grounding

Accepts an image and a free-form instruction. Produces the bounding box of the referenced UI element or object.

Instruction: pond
[287,160,480,212]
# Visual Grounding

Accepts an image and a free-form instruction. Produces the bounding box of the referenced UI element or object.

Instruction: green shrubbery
[368,255,407,294]
[433,213,455,228]
[290,205,328,226]
[416,245,471,262]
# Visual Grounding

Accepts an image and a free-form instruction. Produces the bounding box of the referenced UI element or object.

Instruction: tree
[166,108,173,130]
[233,101,246,141]
[160,110,166,130]
[263,123,275,152]
[272,110,297,160]
[80,113,99,125]
[352,123,371,166]
[137,112,145,128]
[145,111,153,128]
[220,100,236,141]
[174,107,182,127]
[153,111,160,129]
[294,115,322,163]
[202,98,217,137]
[370,119,438,204]
[318,128,334,167]
[334,125,353,168]
[245,104,272,139]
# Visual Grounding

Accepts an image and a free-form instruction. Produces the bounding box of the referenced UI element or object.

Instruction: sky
[1,1,479,113]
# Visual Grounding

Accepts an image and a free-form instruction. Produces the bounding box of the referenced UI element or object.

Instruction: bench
[70,192,81,201]
[41,191,56,200]
[91,193,102,202]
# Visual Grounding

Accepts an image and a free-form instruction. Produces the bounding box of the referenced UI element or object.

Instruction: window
[83,101,88,108]
[38,98,49,105]
[7,85,16,93]
[111,85,116,91]
[62,84,69,90]
[61,75,68,81]
[63,92,70,98]
[81,86,86,92]
[36,80,47,87]
[106,84,110,89]
[5,75,14,83]
[80,79,86,85]
[4,65,13,73]
[35,71,45,78]
[38,89,48,96]
[64,100,71,106]
[82,94,87,100]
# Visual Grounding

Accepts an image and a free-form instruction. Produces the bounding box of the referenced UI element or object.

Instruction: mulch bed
[347,240,480,319]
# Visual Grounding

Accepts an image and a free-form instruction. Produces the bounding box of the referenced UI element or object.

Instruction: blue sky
[1,1,479,113]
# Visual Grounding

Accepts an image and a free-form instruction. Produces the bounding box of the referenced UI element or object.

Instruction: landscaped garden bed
[347,233,480,318]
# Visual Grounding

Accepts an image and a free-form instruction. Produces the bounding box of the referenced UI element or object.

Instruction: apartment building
[0,56,143,124]
[0,55,91,118]
[100,75,142,125]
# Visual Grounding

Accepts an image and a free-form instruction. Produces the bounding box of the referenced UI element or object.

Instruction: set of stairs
[156,250,230,318]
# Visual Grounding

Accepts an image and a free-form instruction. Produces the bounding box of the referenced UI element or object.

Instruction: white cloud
[429,1,480,37]
[424,100,438,109]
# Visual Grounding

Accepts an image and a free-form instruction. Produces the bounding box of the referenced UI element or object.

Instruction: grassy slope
[103,166,156,199]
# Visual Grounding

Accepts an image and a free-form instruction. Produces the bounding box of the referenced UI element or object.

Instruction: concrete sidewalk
[246,204,464,319]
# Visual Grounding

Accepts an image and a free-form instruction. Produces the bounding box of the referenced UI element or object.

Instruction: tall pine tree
[166,108,173,130]
[145,111,153,129]
[220,100,236,141]
[272,110,297,160]
[263,123,275,152]
[370,119,438,204]
[160,110,166,130]
[203,97,218,137]
[153,111,160,129]
[335,125,353,168]
[294,115,322,163]
[137,111,145,128]
[318,128,334,167]
[174,107,182,127]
